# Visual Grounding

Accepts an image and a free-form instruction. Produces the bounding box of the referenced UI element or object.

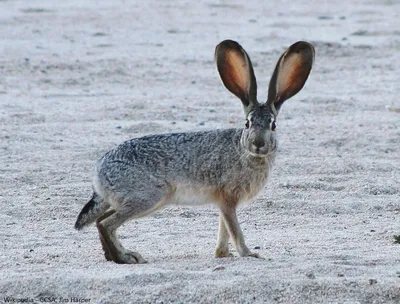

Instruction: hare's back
[93,128,241,197]
[103,128,239,165]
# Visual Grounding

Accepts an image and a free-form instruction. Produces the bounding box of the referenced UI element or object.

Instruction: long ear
[215,40,258,112]
[267,41,315,113]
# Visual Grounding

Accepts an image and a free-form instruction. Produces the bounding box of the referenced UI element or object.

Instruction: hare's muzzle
[248,130,274,156]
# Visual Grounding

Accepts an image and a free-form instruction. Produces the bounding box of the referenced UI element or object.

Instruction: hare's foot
[215,247,233,258]
[242,251,264,259]
[116,250,147,264]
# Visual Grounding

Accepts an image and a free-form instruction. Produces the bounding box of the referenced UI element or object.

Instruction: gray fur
[75,39,314,263]
[94,127,275,206]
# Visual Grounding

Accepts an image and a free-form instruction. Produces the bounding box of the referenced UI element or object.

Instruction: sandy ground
[1,0,399,303]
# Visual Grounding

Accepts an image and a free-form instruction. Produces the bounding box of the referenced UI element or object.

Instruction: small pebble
[318,16,333,20]
[213,266,226,271]
[306,272,316,279]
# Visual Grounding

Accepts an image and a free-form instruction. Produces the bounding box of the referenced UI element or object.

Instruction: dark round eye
[245,119,250,129]
[271,121,277,131]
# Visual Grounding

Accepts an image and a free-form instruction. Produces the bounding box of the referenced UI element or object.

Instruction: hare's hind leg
[215,212,233,258]
[96,209,116,261]
[97,196,165,264]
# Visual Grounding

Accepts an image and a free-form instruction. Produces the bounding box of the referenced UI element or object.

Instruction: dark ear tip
[289,41,315,57]
[217,39,239,46]
[215,39,242,53]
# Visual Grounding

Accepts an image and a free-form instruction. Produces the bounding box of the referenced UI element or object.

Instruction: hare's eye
[245,119,250,129]
[271,121,277,131]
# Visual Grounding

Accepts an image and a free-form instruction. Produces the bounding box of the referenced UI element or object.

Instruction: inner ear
[267,41,315,112]
[215,40,257,109]
[277,45,313,101]
[223,49,252,102]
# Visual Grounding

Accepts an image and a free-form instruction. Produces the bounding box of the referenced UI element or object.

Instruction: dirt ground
[0,0,399,303]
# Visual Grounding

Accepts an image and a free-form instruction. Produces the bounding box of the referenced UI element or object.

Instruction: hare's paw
[115,251,148,264]
[244,252,264,259]
[215,247,233,258]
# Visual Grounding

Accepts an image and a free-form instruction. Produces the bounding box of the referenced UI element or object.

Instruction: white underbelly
[169,185,216,206]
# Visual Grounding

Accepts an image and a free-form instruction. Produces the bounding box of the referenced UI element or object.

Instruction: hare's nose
[253,139,265,149]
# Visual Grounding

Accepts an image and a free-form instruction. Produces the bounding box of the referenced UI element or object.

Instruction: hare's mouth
[248,151,268,158]
[247,144,276,158]
[248,149,272,158]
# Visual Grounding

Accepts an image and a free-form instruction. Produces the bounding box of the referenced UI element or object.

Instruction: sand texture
[0,0,399,303]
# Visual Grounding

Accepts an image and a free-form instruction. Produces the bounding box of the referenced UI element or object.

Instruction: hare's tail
[74,192,109,230]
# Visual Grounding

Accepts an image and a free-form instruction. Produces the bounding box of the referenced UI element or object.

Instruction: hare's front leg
[219,204,262,258]
[215,212,233,258]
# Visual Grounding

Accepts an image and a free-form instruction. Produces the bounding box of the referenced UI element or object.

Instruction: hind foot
[113,250,148,264]
[242,252,264,259]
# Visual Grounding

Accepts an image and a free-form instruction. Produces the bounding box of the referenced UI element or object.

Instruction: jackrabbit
[75,40,315,264]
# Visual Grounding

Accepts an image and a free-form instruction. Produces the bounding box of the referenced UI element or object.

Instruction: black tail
[74,192,108,230]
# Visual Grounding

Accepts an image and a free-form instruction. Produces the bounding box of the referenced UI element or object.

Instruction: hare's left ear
[267,41,315,113]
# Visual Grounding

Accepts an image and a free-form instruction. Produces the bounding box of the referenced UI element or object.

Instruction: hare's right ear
[267,41,315,113]
[215,40,258,113]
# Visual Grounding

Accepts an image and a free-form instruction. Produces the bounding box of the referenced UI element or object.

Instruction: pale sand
[0,0,399,303]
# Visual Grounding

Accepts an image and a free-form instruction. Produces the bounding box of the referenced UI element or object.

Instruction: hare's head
[215,40,314,157]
